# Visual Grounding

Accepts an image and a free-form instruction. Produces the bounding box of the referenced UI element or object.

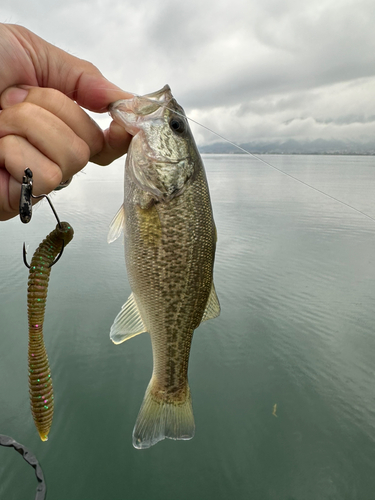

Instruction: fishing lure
[27,222,74,441]
[21,169,74,441]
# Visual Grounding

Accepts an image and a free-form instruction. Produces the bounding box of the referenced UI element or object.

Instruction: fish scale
[126,171,214,392]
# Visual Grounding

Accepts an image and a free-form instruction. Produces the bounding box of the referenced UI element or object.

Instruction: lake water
[1,154,375,500]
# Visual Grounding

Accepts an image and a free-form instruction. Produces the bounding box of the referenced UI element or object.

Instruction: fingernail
[2,87,29,106]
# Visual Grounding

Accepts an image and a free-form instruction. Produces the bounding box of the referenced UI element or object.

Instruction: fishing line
[69,87,375,223]
[156,102,375,224]
[179,113,375,224]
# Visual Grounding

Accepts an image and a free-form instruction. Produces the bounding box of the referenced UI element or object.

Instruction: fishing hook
[20,168,65,269]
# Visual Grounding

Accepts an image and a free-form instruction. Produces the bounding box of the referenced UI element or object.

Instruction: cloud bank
[1,0,375,146]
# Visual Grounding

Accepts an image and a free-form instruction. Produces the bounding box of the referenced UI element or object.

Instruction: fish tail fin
[132,379,195,449]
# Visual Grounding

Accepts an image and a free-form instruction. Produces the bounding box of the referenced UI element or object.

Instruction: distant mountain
[198,138,375,155]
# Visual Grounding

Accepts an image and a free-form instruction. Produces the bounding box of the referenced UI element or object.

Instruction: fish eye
[169,117,185,134]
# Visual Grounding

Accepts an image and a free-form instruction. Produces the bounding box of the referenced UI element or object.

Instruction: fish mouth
[109,85,172,115]
[142,84,171,101]
[109,85,174,136]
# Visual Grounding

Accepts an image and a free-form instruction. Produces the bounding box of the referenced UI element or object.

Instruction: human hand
[0,23,133,221]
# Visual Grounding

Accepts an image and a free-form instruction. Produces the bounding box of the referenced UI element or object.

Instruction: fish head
[109,85,199,201]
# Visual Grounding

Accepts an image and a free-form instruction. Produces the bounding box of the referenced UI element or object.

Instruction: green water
[1,154,375,499]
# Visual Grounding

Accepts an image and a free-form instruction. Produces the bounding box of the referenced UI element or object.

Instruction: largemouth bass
[108,85,220,449]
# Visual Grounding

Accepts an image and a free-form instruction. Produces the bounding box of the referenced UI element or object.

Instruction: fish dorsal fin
[201,282,221,323]
[110,293,147,344]
[108,205,126,244]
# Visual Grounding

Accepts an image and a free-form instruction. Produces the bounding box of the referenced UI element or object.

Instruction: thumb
[12,25,133,112]
[68,71,133,113]
[45,51,133,112]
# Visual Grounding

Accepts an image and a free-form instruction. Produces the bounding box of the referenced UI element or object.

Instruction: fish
[27,222,74,441]
[108,85,220,449]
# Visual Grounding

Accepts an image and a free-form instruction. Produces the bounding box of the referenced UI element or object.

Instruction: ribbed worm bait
[27,222,74,441]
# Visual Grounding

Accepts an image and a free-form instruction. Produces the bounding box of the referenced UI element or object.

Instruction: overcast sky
[2,0,375,145]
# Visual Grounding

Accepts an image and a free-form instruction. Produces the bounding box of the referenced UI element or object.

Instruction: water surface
[1,154,375,500]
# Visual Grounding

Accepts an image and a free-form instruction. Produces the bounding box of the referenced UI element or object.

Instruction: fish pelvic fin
[201,281,221,323]
[132,380,195,449]
[110,293,147,344]
[108,204,125,244]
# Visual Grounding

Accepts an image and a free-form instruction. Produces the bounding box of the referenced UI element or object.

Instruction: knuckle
[17,101,38,118]
[1,101,36,124]
[0,135,26,167]
[69,138,91,170]
[1,134,20,149]
[80,60,98,74]
[42,166,63,193]
[29,87,63,107]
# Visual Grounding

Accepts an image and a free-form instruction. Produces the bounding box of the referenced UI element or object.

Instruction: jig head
[20,168,65,268]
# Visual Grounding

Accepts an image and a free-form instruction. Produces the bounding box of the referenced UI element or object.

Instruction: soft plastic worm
[27,222,74,441]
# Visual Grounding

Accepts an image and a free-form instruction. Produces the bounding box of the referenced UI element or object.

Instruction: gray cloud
[1,0,375,145]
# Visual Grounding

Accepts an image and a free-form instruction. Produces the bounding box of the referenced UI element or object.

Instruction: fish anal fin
[108,205,125,244]
[132,380,195,449]
[201,281,221,323]
[110,293,147,344]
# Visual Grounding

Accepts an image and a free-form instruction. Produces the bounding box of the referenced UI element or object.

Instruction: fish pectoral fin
[108,204,126,244]
[201,281,221,323]
[110,293,147,344]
